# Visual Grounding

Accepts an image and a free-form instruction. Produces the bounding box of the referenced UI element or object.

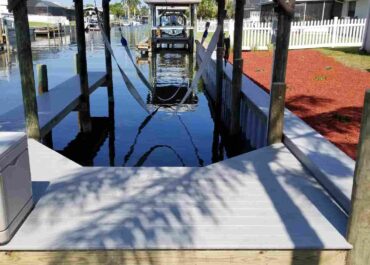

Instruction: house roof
[144,0,201,5]
[260,0,334,5]
[27,0,71,9]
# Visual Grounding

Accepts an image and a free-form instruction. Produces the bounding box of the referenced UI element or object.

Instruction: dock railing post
[151,5,156,52]
[189,4,196,53]
[8,0,41,140]
[75,53,81,74]
[102,0,114,105]
[230,0,246,136]
[74,0,92,133]
[216,0,226,117]
[4,24,10,53]
[37,64,53,148]
[346,89,370,265]
[267,0,295,145]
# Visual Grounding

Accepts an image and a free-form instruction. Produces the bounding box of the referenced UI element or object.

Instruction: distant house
[259,0,369,22]
[362,6,370,52]
[27,0,75,20]
[244,0,262,21]
[0,0,8,15]
[341,0,369,19]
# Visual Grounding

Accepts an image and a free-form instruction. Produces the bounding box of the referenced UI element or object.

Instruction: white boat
[84,17,100,32]
[130,20,142,26]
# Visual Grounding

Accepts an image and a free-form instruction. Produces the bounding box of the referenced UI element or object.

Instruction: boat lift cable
[94,3,150,113]
[122,106,204,167]
[177,114,205,166]
[118,26,185,103]
[118,27,153,92]
[134,144,186,167]
[94,0,221,111]
[122,107,160,166]
[121,24,222,108]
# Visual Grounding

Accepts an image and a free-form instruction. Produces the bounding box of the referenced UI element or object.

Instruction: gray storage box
[0,132,33,245]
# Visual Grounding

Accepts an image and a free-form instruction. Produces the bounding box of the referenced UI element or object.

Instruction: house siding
[260,0,346,22]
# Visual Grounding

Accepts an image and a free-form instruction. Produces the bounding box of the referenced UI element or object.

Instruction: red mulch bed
[230,50,370,160]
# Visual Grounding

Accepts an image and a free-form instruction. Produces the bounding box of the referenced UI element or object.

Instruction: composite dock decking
[0,72,107,138]
[0,140,350,264]
[197,42,355,215]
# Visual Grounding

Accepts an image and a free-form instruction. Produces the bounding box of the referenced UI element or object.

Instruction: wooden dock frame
[346,89,370,265]
[0,250,348,265]
[229,0,245,136]
[267,0,295,145]
[6,0,112,140]
[4,0,370,264]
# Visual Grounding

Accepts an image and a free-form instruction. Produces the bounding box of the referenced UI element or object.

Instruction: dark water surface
[0,26,245,167]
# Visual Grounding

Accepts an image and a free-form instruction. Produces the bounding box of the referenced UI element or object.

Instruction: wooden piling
[37,64,53,148]
[74,0,92,132]
[0,19,3,46]
[216,0,226,115]
[10,0,41,140]
[189,4,196,53]
[346,89,370,265]
[151,5,156,52]
[103,0,114,104]
[267,2,294,145]
[47,25,51,46]
[37,64,48,94]
[75,53,81,74]
[267,82,287,144]
[4,25,10,53]
[230,0,246,136]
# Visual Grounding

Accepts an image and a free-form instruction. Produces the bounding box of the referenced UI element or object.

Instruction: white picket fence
[197,17,367,50]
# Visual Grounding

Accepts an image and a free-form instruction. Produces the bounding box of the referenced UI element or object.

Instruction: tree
[122,0,140,19]
[197,0,217,19]
[226,0,235,18]
[110,2,124,18]
[139,5,149,16]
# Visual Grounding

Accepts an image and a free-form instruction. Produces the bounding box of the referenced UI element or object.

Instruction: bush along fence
[197,17,367,50]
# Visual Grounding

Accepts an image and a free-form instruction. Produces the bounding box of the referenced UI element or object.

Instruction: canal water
[0,26,246,167]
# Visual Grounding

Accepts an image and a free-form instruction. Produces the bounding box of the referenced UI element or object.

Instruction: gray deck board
[0,141,351,250]
[0,72,106,137]
[220,55,354,214]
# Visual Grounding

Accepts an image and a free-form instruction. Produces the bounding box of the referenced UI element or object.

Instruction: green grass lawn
[29,21,55,28]
[316,47,370,72]
[196,31,214,46]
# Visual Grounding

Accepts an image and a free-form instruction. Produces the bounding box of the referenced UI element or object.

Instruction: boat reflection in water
[146,51,198,112]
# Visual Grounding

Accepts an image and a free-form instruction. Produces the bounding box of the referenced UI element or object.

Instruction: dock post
[230,0,246,136]
[47,25,51,46]
[346,89,370,265]
[8,0,41,140]
[267,1,295,145]
[189,4,196,53]
[75,53,80,74]
[102,0,114,104]
[151,5,156,52]
[4,24,10,53]
[74,0,92,132]
[37,64,53,148]
[216,0,226,116]
[0,18,3,47]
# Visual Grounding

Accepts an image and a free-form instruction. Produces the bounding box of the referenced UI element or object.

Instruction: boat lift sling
[94,1,221,165]
[94,2,222,114]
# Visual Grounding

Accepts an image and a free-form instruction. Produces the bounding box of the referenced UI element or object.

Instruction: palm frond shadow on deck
[25,143,349,264]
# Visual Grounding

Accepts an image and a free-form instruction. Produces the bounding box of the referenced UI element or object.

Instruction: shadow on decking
[287,94,361,159]
[26,143,350,264]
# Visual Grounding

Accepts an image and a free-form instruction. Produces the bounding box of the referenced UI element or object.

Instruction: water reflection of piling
[58,117,114,166]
